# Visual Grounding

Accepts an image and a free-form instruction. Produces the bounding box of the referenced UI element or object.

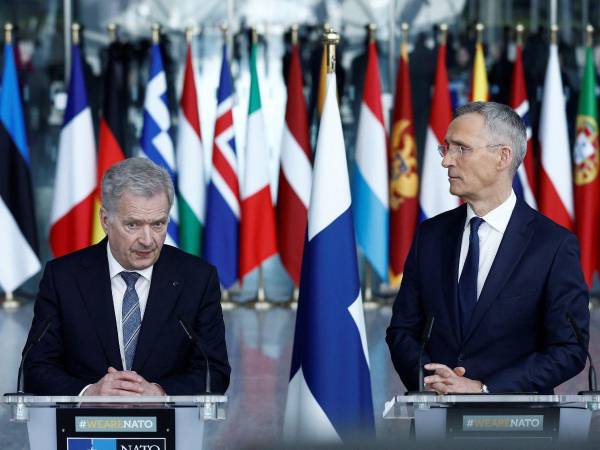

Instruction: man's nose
[138,225,152,245]
[441,152,455,168]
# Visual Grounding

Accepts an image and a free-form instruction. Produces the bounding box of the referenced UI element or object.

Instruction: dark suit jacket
[386,200,590,394]
[23,239,230,395]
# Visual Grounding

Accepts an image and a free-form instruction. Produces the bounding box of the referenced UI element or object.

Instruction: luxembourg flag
[284,73,374,443]
[419,41,459,221]
[49,42,96,257]
[538,43,573,230]
[510,42,537,209]
[140,42,179,245]
[352,39,388,282]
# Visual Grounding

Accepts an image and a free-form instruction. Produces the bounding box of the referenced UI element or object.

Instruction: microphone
[566,313,598,394]
[178,316,212,394]
[408,315,436,394]
[9,319,52,395]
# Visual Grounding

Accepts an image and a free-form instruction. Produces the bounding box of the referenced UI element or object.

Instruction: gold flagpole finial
[251,26,258,45]
[4,23,13,44]
[107,23,117,43]
[323,28,340,74]
[185,26,195,44]
[476,22,484,44]
[550,24,559,45]
[290,24,299,45]
[439,23,448,46]
[367,23,376,43]
[72,23,81,45]
[151,23,161,44]
[515,23,524,47]
[586,24,594,48]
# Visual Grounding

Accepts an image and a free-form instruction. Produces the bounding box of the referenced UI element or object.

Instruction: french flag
[49,41,96,257]
[419,41,459,221]
[284,72,374,443]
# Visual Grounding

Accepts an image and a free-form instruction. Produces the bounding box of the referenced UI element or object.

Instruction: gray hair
[454,101,527,176]
[102,157,174,216]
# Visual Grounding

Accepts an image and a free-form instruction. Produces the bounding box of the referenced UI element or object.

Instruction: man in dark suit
[386,101,589,394]
[23,158,230,395]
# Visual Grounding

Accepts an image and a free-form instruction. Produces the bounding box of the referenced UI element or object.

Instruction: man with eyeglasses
[386,101,589,394]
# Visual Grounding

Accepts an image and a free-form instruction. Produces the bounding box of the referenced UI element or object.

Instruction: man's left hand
[106,367,165,396]
[423,363,482,394]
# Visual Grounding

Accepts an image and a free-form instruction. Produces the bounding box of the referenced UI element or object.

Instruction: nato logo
[67,438,166,450]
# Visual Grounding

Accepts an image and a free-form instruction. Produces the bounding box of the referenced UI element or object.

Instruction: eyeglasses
[437,143,504,158]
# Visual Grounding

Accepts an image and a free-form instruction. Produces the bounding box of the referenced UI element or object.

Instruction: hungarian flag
[49,42,96,257]
[0,36,41,291]
[470,42,489,101]
[176,42,205,257]
[92,41,126,244]
[419,41,459,220]
[573,45,600,287]
[239,41,277,279]
[352,39,388,282]
[509,42,537,209]
[538,43,574,230]
[388,40,418,288]
[277,40,311,286]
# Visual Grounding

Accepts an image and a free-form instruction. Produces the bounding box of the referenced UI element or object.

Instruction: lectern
[384,394,600,441]
[1,395,227,450]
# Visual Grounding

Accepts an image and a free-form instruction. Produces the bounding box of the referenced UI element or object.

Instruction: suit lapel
[441,205,467,346]
[463,200,535,343]
[132,246,184,372]
[77,239,123,370]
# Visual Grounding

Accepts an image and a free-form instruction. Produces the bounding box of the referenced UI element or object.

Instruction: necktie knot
[120,271,140,289]
[470,217,484,235]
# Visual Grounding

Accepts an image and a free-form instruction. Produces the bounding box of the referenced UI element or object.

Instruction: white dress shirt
[458,191,517,299]
[107,243,154,371]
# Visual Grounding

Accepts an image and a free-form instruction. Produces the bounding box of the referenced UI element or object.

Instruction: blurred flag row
[2,23,600,295]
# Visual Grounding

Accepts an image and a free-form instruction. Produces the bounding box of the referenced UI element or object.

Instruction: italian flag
[239,41,277,279]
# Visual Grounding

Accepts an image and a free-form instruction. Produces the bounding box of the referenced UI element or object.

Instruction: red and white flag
[276,40,311,286]
[538,43,573,230]
[49,43,96,257]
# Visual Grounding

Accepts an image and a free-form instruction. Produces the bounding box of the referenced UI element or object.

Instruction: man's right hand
[83,367,144,396]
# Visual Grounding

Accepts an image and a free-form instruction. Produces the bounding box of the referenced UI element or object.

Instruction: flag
[388,39,418,288]
[92,41,126,244]
[177,42,205,256]
[284,73,374,443]
[538,43,574,230]
[140,42,179,245]
[49,43,96,257]
[277,40,311,286]
[0,38,41,291]
[419,42,459,220]
[352,39,388,282]
[574,46,600,286]
[239,41,277,279]
[203,44,240,288]
[470,42,489,101]
[509,42,537,209]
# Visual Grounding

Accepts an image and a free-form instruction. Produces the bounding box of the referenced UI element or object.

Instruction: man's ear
[100,207,110,233]
[497,145,513,172]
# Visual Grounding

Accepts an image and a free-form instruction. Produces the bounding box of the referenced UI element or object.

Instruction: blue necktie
[458,217,484,340]
[121,271,141,371]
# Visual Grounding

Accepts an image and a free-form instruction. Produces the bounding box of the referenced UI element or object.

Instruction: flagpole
[290,23,300,310]
[2,23,21,311]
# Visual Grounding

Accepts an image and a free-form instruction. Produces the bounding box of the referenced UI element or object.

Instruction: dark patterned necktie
[458,217,484,340]
[121,271,141,370]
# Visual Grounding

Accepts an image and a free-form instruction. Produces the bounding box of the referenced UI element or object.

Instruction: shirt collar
[465,190,517,233]
[107,242,154,281]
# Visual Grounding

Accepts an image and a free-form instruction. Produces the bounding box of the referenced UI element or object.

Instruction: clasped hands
[423,363,483,394]
[83,366,165,396]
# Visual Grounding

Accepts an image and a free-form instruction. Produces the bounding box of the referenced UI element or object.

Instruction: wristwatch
[480,383,489,394]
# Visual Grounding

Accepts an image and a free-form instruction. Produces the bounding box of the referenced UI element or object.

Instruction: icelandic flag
[419,41,459,221]
[203,44,240,288]
[284,73,374,443]
[49,42,96,257]
[510,43,537,209]
[352,40,389,282]
[140,43,179,245]
[0,39,41,291]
